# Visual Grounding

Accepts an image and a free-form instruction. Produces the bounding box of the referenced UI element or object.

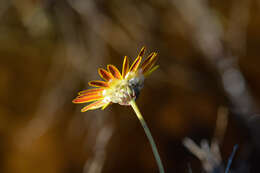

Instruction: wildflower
[73,47,165,173]
[72,47,159,112]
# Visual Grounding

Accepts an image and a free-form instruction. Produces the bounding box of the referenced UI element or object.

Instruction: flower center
[103,73,144,105]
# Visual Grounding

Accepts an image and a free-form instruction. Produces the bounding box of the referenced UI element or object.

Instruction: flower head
[72,47,159,112]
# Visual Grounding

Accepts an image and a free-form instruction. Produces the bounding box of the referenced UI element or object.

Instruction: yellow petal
[101,102,111,110]
[144,65,159,77]
[122,56,129,78]
[142,52,158,74]
[129,56,142,72]
[138,46,146,57]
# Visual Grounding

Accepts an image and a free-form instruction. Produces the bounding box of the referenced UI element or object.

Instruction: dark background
[0,0,260,172]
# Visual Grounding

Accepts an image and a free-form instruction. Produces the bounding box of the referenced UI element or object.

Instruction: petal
[101,102,111,110]
[73,94,104,104]
[78,88,104,95]
[107,65,122,79]
[89,80,109,88]
[144,65,159,77]
[141,52,157,71]
[122,56,129,78]
[138,46,146,57]
[129,56,142,72]
[78,91,102,97]
[81,100,107,112]
[98,68,114,81]
[76,91,102,98]
[142,52,158,74]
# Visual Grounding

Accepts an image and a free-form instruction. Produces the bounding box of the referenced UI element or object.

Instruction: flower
[72,47,159,112]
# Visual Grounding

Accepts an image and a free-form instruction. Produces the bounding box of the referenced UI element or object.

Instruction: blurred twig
[213,107,228,144]
[174,0,257,172]
[183,107,228,173]
[83,122,114,173]
[172,0,256,118]
[225,144,238,173]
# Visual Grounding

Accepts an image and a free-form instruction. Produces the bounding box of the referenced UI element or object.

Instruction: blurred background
[1,0,260,172]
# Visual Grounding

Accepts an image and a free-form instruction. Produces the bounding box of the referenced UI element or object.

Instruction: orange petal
[129,56,142,72]
[78,88,104,95]
[89,80,109,88]
[122,56,129,78]
[107,65,122,79]
[81,100,107,112]
[138,46,146,57]
[73,94,103,104]
[78,91,102,97]
[77,91,102,98]
[98,68,114,81]
[142,52,158,74]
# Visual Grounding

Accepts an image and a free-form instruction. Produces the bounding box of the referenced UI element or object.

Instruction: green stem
[130,100,165,173]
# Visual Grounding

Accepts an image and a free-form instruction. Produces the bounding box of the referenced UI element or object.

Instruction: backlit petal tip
[98,68,114,81]
[138,47,146,57]
[72,94,104,104]
[122,56,129,78]
[78,88,104,95]
[141,52,157,70]
[81,100,106,112]
[129,56,142,72]
[107,65,122,79]
[144,65,159,77]
[142,52,158,74]
[89,80,109,88]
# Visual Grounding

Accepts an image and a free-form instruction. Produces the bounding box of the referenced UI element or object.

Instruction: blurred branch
[183,107,228,173]
[213,107,228,144]
[225,144,238,173]
[83,122,114,173]
[183,138,224,173]
[172,0,256,122]
[174,0,257,171]
[11,0,51,36]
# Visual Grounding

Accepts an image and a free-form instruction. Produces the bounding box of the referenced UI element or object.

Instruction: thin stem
[130,100,165,173]
[225,144,238,173]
